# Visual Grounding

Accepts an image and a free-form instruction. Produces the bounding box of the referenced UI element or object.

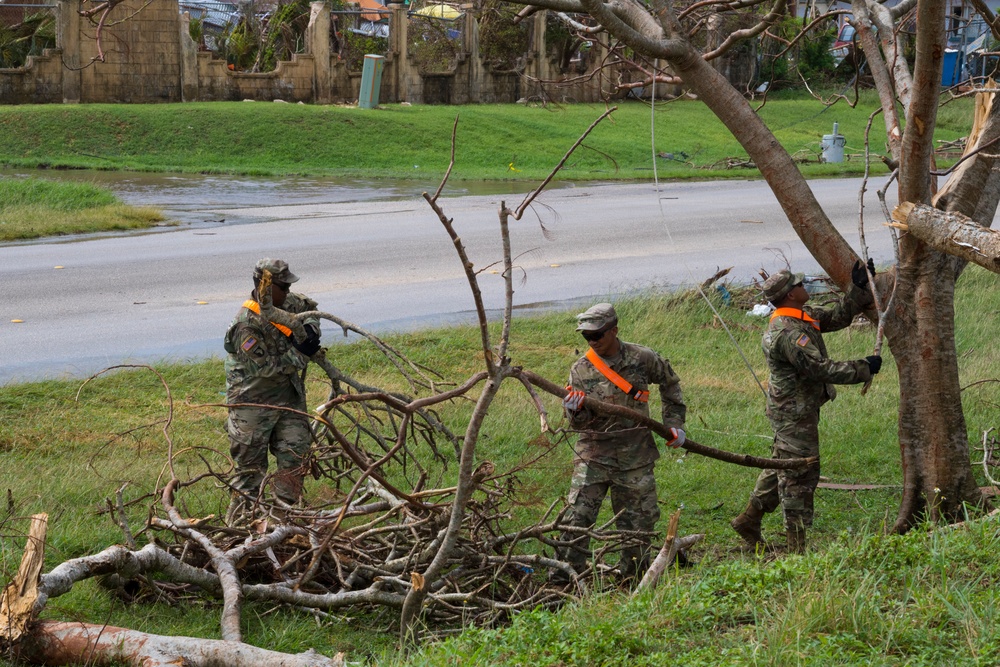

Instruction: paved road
[0,177,902,384]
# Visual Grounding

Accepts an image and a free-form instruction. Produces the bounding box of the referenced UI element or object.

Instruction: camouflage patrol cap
[762,270,804,304]
[254,258,299,284]
[576,303,618,331]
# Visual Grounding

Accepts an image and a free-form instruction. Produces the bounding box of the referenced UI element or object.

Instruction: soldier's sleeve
[567,362,597,429]
[649,351,686,429]
[778,330,872,385]
[809,285,873,333]
[287,292,321,332]
[229,321,293,378]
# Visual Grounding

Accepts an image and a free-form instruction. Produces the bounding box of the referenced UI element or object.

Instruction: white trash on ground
[747,303,774,317]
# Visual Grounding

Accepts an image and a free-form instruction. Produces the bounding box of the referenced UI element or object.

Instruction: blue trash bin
[941,49,960,86]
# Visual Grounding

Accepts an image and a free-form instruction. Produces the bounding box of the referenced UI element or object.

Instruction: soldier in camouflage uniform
[555,303,687,583]
[731,263,882,553]
[224,258,323,524]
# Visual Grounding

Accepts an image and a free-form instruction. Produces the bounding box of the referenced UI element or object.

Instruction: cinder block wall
[0,0,617,105]
[79,0,184,102]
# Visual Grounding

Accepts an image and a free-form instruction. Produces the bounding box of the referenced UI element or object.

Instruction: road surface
[0,176,901,384]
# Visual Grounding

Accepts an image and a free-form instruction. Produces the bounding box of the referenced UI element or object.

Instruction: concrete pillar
[531,10,550,86]
[57,0,80,103]
[389,3,412,103]
[307,1,331,104]
[463,10,481,102]
[179,11,199,101]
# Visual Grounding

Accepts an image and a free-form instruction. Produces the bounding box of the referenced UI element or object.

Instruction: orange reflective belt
[243,300,293,337]
[770,307,820,331]
[584,348,649,403]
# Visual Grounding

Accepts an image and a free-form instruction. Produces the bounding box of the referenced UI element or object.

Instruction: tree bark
[852,0,903,160]
[891,202,1000,271]
[883,88,1000,530]
[12,621,345,667]
[662,40,860,287]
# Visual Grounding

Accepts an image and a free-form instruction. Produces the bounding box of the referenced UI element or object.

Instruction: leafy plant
[408,14,460,75]
[341,32,388,71]
[478,0,529,72]
[798,27,837,81]
[217,0,312,73]
[0,10,55,69]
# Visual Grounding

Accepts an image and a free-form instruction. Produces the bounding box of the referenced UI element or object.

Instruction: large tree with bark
[503,0,1000,531]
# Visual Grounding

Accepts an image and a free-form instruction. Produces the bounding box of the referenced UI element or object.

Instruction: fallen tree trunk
[518,370,814,470]
[11,621,345,667]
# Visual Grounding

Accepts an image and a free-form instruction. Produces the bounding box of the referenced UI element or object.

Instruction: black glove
[851,258,876,289]
[292,324,321,357]
[865,355,882,375]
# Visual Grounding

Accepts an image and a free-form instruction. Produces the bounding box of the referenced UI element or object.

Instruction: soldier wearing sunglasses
[553,302,687,585]
[223,258,323,525]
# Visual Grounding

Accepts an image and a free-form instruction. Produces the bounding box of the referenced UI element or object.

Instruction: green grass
[3,264,999,665]
[0,93,974,181]
[0,92,975,239]
[0,177,165,240]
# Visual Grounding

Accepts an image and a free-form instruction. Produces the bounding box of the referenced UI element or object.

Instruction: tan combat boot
[786,526,806,554]
[730,501,765,548]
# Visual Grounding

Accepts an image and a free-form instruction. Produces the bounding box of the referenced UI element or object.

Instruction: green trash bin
[359,54,385,109]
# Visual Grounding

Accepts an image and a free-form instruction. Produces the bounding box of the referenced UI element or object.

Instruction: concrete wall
[0,0,622,105]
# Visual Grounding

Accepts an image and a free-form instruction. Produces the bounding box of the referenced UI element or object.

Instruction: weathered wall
[80,0,184,102]
[0,0,619,105]
[0,50,63,104]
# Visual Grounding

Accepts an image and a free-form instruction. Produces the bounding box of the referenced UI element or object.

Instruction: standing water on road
[2,169,577,228]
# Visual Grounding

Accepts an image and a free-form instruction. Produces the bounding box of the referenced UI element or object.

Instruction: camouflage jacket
[567,340,686,470]
[224,292,320,408]
[763,286,872,421]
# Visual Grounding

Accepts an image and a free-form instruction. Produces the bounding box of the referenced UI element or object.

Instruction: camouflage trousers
[749,411,821,532]
[557,461,660,580]
[227,406,311,506]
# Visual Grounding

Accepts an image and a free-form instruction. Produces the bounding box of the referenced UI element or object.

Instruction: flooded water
[2,168,577,226]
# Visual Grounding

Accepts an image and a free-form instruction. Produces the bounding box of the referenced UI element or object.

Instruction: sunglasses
[273,282,292,292]
[581,327,613,342]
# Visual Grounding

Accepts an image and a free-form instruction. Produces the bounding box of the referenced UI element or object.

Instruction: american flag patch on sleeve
[241,336,258,352]
[796,334,810,347]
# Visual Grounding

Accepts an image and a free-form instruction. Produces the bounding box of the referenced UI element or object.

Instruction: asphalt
[0,176,901,384]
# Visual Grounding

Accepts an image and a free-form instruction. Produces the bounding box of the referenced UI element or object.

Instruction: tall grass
[0,177,117,210]
[0,177,165,240]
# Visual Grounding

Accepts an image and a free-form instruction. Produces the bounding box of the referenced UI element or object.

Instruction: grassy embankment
[0,93,975,240]
[0,177,165,241]
[0,93,974,181]
[2,266,999,666]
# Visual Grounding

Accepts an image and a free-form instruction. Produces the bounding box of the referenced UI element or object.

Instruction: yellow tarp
[413,3,462,20]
